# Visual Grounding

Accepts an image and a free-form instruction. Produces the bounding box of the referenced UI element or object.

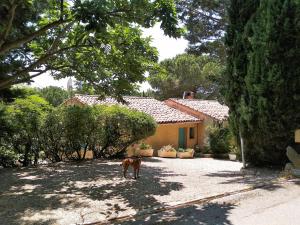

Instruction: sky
[31,24,188,91]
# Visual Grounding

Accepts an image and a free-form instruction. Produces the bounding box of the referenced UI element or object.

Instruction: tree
[224,0,300,165]
[148,53,224,100]
[39,86,69,107]
[176,0,228,61]
[0,0,181,98]
[5,95,51,166]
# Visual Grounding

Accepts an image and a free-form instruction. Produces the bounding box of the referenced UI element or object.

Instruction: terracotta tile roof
[70,95,201,124]
[169,98,229,121]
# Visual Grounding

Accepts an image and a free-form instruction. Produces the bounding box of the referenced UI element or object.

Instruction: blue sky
[31,24,188,91]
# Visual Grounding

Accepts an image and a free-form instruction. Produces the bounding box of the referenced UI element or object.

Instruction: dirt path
[0,158,279,225]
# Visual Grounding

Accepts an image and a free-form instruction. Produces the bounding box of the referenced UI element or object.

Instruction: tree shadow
[203,169,283,191]
[141,157,163,163]
[117,202,236,225]
[0,159,184,224]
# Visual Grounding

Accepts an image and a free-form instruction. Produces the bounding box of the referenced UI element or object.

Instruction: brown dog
[121,157,141,179]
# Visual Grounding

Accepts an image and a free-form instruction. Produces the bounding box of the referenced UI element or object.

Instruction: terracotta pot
[137,149,154,157]
[177,151,194,159]
[229,153,237,161]
[158,150,177,158]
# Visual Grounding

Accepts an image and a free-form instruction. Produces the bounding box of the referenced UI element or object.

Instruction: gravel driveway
[0,158,279,225]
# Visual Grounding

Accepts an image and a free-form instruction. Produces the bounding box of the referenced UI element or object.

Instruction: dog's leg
[137,160,141,178]
[137,166,140,178]
[123,165,128,178]
[133,167,137,179]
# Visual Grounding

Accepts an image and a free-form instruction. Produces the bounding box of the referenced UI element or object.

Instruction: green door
[178,128,186,149]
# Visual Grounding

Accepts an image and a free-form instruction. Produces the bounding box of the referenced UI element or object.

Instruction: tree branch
[0,1,18,48]
[0,43,92,90]
[0,19,71,55]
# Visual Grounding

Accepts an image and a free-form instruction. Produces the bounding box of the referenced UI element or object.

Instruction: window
[189,127,195,139]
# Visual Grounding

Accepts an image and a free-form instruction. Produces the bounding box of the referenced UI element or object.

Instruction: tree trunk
[23,143,30,167]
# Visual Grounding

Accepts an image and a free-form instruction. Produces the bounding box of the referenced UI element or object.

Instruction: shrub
[208,126,231,154]
[41,107,65,162]
[61,105,98,160]
[100,105,157,157]
[0,146,18,167]
[5,95,51,166]
[160,145,176,152]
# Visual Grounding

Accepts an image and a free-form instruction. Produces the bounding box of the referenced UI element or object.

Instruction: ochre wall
[145,122,204,151]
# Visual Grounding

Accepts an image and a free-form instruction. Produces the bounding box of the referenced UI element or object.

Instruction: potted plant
[158,145,177,158]
[228,146,238,161]
[137,142,154,157]
[177,148,194,159]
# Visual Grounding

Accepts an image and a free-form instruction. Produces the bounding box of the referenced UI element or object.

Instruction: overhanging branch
[0,19,71,55]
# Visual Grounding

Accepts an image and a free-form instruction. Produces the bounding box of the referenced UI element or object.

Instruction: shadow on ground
[203,169,284,191]
[0,159,183,225]
[117,202,236,225]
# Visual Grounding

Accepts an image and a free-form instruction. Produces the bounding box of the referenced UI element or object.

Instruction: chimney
[183,91,194,99]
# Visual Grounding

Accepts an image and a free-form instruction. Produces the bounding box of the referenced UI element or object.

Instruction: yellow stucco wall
[144,122,204,150]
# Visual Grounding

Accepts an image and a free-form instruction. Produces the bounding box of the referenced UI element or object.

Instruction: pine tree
[225,0,300,165]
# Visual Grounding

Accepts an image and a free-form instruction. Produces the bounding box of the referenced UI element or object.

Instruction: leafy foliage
[4,95,51,166]
[0,146,18,168]
[208,126,231,154]
[148,53,224,100]
[0,0,181,98]
[39,86,69,107]
[100,105,157,157]
[224,0,300,165]
[177,0,227,61]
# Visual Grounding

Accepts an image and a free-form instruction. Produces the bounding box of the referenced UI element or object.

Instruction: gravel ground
[118,180,300,225]
[0,158,280,225]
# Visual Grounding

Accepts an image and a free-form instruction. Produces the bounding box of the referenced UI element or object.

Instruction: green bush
[208,126,231,154]
[0,146,18,167]
[100,105,157,157]
[1,100,157,165]
[5,95,51,166]
[42,104,157,159]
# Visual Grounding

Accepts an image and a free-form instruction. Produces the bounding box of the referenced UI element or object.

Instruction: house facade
[165,97,229,147]
[64,95,204,151]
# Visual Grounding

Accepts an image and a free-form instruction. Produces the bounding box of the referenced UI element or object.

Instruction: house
[64,95,203,151]
[165,94,229,146]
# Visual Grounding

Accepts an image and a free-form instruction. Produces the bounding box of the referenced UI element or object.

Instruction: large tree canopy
[177,0,227,61]
[0,0,181,98]
[148,53,223,100]
[225,0,300,165]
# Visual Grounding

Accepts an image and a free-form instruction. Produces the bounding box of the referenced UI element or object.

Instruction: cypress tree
[225,0,300,165]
